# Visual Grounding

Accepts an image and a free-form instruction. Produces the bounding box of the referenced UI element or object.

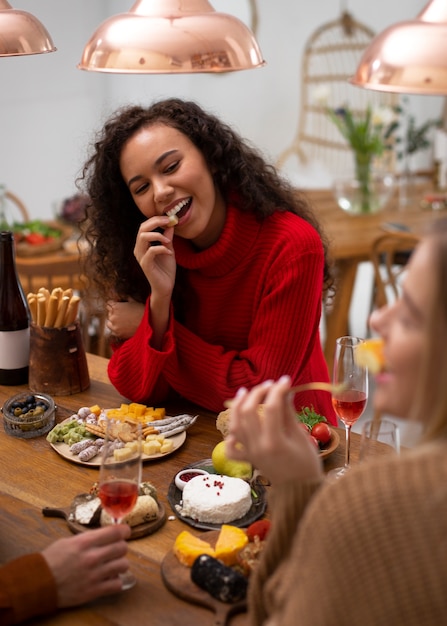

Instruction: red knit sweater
[108,204,336,424]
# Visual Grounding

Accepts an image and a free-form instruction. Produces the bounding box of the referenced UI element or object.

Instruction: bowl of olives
[1,392,56,439]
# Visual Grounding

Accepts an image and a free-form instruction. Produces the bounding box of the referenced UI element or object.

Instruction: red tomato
[25,232,47,245]
[310,435,320,450]
[246,519,271,542]
[311,422,332,445]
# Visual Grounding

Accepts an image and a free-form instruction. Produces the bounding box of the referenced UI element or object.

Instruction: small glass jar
[2,391,56,439]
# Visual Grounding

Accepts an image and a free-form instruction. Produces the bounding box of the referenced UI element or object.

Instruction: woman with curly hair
[79,98,336,422]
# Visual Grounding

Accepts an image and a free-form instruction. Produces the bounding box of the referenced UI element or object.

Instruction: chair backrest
[276,11,398,180]
[370,232,421,309]
[16,255,85,295]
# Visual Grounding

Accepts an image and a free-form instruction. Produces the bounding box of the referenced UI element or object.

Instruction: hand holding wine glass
[98,422,142,590]
[328,336,368,480]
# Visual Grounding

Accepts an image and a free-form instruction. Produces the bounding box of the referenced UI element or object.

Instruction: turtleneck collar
[173,203,262,277]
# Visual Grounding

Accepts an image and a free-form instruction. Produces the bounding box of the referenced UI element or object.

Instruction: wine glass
[359,416,400,462]
[328,336,368,480]
[98,421,142,590]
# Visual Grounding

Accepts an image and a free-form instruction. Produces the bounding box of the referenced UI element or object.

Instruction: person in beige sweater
[226,218,447,625]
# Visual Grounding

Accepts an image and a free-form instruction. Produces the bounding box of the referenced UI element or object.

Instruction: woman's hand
[42,524,131,607]
[225,376,324,486]
[106,298,145,340]
[134,217,177,301]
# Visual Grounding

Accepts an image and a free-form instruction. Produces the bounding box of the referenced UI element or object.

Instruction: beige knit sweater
[248,441,447,625]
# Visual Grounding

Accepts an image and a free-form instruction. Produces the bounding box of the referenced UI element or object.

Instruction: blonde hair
[414,218,447,442]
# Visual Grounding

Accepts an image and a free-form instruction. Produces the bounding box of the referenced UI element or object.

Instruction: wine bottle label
[0,328,30,369]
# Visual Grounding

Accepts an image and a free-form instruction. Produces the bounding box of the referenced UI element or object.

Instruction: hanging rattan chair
[276,11,398,181]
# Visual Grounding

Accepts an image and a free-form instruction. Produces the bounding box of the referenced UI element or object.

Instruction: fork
[223,382,346,409]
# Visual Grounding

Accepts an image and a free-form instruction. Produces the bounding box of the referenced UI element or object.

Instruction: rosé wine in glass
[98,479,138,522]
[332,390,367,427]
[328,337,368,480]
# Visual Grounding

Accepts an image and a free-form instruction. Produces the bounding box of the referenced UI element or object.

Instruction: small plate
[320,427,340,459]
[42,493,166,540]
[167,459,267,531]
[49,417,186,466]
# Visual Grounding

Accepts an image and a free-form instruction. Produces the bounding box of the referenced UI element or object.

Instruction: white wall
[0,0,442,220]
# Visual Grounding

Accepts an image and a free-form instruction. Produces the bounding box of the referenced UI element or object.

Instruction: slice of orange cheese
[173,531,215,567]
[355,338,385,374]
[215,525,248,566]
[173,525,249,567]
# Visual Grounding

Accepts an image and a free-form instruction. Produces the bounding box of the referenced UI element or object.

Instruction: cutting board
[42,496,166,540]
[161,530,247,626]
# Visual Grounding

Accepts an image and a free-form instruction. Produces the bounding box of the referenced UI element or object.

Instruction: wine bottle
[0,231,30,384]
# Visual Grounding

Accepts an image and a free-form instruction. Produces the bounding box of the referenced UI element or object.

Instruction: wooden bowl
[320,427,340,459]
[15,221,73,257]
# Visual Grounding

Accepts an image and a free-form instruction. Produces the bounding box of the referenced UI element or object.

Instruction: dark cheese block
[191,554,248,603]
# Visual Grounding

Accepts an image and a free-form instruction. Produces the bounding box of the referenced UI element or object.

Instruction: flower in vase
[327,105,399,213]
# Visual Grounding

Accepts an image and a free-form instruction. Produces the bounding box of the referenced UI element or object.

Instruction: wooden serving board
[161,530,247,626]
[42,498,166,540]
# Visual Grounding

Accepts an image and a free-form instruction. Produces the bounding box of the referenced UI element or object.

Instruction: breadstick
[54,295,70,328]
[37,294,47,325]
[65,295,81,325]
[44,294,59,327]
[27,294,38,323]
[38,287,50,304]
[62,288,73,299]
[51,287,64,302]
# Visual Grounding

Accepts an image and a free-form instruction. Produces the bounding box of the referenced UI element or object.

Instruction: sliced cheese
[173,530,215,567]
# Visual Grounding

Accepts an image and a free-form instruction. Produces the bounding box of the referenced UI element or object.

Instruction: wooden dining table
[304,182,447,372]
[0,353,376,626]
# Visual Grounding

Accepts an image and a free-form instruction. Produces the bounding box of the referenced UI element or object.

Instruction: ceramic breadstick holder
[28,321,90,395]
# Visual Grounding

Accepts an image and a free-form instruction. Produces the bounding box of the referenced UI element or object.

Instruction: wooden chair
[16,254,110,358]
[16,254,85,295]
[370,232,421,310]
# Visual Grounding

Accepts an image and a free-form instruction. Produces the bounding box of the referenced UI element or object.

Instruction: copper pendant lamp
[0,0,56,57]
[351,0,447,95]
[78,0,265,74]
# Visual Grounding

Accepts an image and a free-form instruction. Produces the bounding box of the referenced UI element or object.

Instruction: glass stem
[344,424,352,468]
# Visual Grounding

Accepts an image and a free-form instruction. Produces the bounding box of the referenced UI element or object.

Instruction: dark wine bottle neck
[0,230,30,330]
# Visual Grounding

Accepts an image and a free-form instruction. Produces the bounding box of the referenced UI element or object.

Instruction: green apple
[211,441,252,479]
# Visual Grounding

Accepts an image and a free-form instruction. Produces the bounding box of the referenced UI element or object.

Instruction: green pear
[211,441,252,480]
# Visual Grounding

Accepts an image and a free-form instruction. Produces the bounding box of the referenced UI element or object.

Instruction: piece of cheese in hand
[167,214,179,227]
[355,338,385,374]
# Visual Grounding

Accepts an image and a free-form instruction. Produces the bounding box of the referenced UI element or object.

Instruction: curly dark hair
[78,97,333,301]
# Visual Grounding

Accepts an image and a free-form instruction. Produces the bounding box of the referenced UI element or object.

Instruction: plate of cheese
[46,403,197,466]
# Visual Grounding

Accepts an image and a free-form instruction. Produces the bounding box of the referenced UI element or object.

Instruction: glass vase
[334,155,395,216]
